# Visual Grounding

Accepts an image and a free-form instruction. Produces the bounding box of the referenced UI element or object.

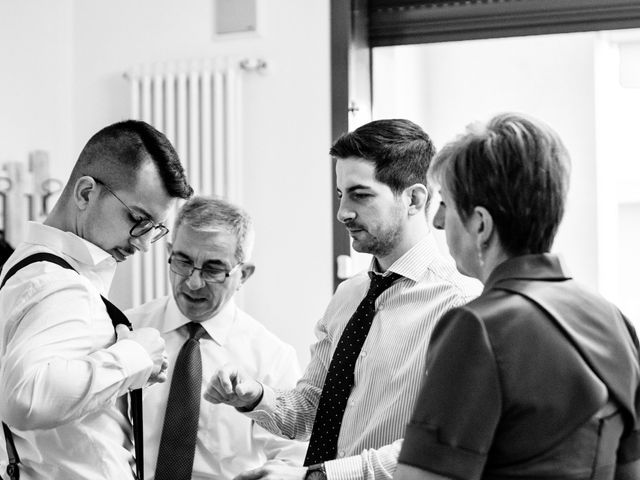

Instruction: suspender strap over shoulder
[0,253,143,480]
[100,295,144,480]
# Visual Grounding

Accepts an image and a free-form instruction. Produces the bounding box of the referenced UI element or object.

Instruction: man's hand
[116,324,168,384]
[204,364,263,409]
[234,463,307,480]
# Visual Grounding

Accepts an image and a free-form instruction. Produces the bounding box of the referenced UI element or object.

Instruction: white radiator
[125,59,245,306]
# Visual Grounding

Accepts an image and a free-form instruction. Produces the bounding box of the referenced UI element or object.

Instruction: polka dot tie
[155,322,206,480]
[304,271,401,465]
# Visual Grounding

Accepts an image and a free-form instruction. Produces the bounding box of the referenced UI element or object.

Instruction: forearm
[246,332,330,440]
[0,339,152,430]
[245,382,320,440]
[324,439,402,480]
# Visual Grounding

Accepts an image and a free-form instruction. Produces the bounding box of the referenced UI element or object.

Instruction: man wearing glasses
[126,195,306,480]
[0,120,193,480]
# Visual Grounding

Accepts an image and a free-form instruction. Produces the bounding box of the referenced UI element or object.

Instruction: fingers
[204,366,237,402]
[219,365,237,395]
[115,323,130,339]
[203,371,232,404]
[154,369,168,384]
[203,365,261,408]
[155,355,169,383]
[114,325,169,386]
[236,380,262,401]
[146,351,169,385]
[161,354,169,372]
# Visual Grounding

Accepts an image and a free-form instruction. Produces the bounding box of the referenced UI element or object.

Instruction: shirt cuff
[108,338,154,391]
[399,423,485,480]
[242,384,277,421]
[325,455,363,480]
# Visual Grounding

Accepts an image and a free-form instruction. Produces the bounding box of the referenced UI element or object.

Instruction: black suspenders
[0,253,143,480]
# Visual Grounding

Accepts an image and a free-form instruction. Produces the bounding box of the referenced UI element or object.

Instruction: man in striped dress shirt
[205,119,481,480]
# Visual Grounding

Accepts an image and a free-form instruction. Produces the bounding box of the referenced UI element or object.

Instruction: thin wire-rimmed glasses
[92,177,169,243]
[168,254,243,283]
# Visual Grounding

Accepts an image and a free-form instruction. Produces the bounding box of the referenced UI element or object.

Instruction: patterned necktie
[155,322,206,480]
[304,271,401,465]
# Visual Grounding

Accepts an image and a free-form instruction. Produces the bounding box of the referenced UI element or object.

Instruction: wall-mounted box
[214,0,258,35]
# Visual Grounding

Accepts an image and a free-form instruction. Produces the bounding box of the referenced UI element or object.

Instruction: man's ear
[404,184,428,216]
[74,176,98,211]
[239,263,256,285]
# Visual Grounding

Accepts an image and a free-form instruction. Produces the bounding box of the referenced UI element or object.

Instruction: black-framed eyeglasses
[92,177,169,243]
[168,255,243,283]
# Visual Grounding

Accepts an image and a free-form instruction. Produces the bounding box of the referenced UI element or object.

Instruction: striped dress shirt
[246,235,481,480]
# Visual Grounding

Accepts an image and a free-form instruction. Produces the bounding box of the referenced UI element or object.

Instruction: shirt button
[377,304,384,311]
[349,400,356,407]
[360,350,367,358]
[338,450,346,457]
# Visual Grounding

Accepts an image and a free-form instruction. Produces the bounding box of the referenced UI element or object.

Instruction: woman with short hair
[395,113,640,480]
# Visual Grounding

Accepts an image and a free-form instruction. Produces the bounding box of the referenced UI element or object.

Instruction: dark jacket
[400,254,640,480]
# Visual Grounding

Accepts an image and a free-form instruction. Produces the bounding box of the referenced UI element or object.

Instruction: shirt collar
[26,222,115,267]
[164,295,237,346]
[24,222,117,292]
[483,253,571,293]
[368,235,439,283]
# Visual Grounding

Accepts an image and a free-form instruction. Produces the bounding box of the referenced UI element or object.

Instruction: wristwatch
[305,463,327,480]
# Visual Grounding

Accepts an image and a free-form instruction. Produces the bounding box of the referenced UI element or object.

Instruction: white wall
[0,0,73,182]
[1,0,333,366]
[373,33,600,290]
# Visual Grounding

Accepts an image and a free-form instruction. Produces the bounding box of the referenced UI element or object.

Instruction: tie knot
[186,322,206,341]
[367,271,401,299]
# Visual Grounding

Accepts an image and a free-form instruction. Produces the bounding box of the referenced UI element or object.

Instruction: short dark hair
[70,120,193,199]
[330,119,436,204]
[429,112,571,255]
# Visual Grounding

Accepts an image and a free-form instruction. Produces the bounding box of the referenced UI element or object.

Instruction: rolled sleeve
[325,454,363,480]
[618,429,640,464]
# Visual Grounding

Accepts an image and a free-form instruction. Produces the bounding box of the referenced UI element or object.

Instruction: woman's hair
[428,112,571,255]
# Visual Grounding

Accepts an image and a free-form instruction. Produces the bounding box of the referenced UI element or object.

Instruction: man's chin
[351,240,373,255]
[111,249,132,262]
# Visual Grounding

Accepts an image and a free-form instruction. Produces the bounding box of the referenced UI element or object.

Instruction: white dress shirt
[0,222,154,480]
[127,294,307,480]
[245,235,481,480]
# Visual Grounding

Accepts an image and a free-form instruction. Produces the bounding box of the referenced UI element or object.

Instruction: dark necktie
[155,322,206,480]
[304,271,401,465]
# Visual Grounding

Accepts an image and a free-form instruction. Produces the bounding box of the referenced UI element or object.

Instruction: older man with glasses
[0,120,193,480]
[126,195,306,480]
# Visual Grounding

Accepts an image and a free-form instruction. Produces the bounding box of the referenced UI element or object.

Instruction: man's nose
[130,230,154,253]
[337,198,355,224]
[185,269,206,290]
